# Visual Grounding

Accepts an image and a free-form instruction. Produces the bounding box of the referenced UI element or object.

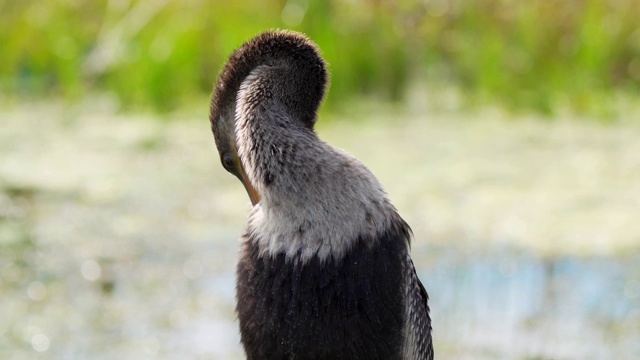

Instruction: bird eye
[222,154,235,171]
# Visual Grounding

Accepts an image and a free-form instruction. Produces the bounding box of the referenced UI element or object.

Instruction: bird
[209,30,433,360]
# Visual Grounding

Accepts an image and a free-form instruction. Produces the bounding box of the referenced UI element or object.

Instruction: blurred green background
[1,0,640,115]
[1,1,639,359]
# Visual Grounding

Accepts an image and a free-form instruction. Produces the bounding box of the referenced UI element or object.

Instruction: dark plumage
[237,227,407,360]
[209,30,433,360]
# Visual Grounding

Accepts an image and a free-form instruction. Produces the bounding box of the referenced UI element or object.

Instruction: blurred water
[424,245,640,359]
[1,103,639,359]
[2,223,638,359]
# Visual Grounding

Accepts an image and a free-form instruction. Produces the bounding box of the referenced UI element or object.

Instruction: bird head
[209,30,328,205]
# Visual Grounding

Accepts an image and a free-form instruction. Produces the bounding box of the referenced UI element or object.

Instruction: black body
[237,226,410,360]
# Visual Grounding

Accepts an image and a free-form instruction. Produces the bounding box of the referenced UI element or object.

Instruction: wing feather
[403,254,434,360]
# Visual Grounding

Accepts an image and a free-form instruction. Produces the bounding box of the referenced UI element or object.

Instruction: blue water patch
[419,244,640,358]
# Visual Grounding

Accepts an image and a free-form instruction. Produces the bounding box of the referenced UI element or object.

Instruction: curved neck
[235,65,319,198]
[211,31,328,131]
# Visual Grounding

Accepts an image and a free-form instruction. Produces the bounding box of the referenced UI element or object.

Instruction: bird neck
[235,93,402,262]
[234,68,316,198]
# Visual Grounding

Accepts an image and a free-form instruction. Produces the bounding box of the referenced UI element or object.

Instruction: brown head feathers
[210,30,328,135]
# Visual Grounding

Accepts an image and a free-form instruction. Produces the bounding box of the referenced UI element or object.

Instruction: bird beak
[239,163,261,205]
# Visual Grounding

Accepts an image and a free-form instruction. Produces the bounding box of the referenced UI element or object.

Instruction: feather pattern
[403,254,434,360]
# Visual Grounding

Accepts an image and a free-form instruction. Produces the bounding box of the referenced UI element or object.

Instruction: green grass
[0,0,639,115]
